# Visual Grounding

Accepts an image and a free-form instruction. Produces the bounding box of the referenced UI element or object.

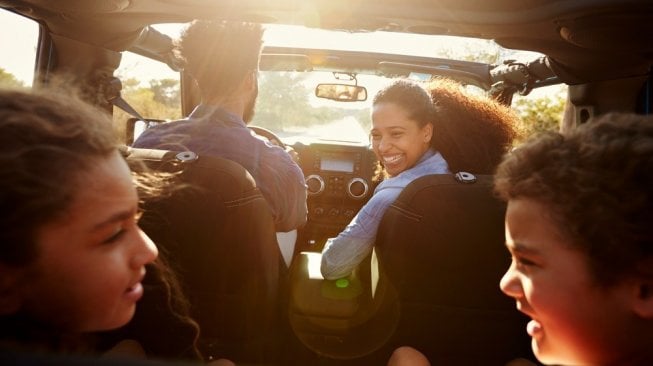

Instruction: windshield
[251,71,397,145]
[122,23,550,144]
[247,25,536,144]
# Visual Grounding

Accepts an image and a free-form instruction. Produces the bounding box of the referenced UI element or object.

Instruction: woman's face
[371,102,433,177]
[18,151,158,332]
[500,198,636,366]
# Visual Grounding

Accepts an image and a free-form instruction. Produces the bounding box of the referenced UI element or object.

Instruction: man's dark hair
[177,20,263,101]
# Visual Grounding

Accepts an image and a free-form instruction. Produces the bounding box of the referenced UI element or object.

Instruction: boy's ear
[243,71,256,92]
[0,264,24,315]
[631,278,653,319]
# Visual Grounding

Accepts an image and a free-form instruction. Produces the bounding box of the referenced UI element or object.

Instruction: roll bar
[489,56,560,102]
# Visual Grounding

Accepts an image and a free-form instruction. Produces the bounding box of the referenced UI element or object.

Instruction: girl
[0,88,201,361]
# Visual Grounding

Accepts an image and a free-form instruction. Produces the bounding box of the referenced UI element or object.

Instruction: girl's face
[18,151,158,332]
[371,102,433,177]
[500,199,637,366]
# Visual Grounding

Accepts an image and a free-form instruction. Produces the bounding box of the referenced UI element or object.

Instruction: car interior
[2,0,652,365]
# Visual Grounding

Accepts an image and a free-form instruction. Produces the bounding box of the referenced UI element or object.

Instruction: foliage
[439,43,500,64]
[113,78,182,142]
[0,68,26,88]
[436,42,567,142]
[149,78,181,106]
[252,72,367,132]
[2,60,566,146]
[252,70,567,143]
[512,85,567,142]
[253,72,311,130]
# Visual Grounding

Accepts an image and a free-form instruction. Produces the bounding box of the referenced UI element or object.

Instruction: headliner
[2,0,653,83]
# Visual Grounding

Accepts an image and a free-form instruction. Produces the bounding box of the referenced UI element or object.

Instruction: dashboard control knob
[305,174,325,195]
[347,178,369,199]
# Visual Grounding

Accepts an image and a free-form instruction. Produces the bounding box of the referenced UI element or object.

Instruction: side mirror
[125,118,166,145]
[315,83,367,102]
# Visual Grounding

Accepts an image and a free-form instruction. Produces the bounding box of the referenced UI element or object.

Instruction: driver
[132,20,307,233]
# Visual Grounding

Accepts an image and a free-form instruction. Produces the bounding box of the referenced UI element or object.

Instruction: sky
[0,10,39,85]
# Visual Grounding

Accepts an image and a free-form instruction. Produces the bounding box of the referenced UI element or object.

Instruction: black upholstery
[125,148,281,363]
[374,173,534,365]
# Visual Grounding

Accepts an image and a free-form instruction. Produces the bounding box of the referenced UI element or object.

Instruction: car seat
[373,172,535,365]
[124,147,282,363]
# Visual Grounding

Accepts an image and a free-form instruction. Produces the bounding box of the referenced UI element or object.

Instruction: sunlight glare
[263,24,499,61]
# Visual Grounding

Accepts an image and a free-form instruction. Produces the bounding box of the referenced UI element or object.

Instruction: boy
[495,113,653,365]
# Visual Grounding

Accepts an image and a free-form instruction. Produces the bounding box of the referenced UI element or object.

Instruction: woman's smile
[371,102,432,177]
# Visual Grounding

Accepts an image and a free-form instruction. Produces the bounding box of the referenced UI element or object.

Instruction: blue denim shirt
[321,149,449,279]
[132,104,308,232]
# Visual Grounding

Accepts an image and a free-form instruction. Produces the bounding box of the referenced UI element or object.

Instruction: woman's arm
[320,186,402,279]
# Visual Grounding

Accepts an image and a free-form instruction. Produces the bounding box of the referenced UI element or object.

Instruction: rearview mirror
[315,84,367,102]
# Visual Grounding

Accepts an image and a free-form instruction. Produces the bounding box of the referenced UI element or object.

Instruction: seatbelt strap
[105,77,145,120]
[112,95,145,120]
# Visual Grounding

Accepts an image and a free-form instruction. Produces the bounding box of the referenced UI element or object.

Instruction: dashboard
[293,141,378,251]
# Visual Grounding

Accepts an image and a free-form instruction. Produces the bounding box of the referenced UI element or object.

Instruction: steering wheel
[249,125,286,149]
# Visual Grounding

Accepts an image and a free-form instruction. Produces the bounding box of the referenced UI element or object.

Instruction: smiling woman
[320,80,448,280]
[321,78,520,280]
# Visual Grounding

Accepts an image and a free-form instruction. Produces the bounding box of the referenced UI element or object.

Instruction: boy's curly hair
[495,112,653,285]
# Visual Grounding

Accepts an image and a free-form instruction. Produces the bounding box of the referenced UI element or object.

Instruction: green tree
[434,42,567,142]
[253,72,314,130]
[459,45,499,64]
[512,85,567,142]
[254,72,368,133]
[116,78,181,119]
[122,77,140,89]
[149,78,181,107]
[112,78,182,143]
[0,68,26,88]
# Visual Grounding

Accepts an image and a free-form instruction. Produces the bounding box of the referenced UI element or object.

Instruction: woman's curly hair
[428,77,521,174]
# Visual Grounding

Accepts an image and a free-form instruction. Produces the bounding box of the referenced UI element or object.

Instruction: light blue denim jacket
[321,149,449,279]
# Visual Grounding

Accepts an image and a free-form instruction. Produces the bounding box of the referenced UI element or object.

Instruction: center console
[295,141,378,251]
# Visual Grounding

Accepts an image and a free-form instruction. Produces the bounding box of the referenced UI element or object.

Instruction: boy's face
[500,198,634,365]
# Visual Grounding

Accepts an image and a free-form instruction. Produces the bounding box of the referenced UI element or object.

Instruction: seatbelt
[105,76,145,120]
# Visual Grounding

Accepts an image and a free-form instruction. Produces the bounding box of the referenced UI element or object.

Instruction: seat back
[125,148,281,363]
[374,173,534,365]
